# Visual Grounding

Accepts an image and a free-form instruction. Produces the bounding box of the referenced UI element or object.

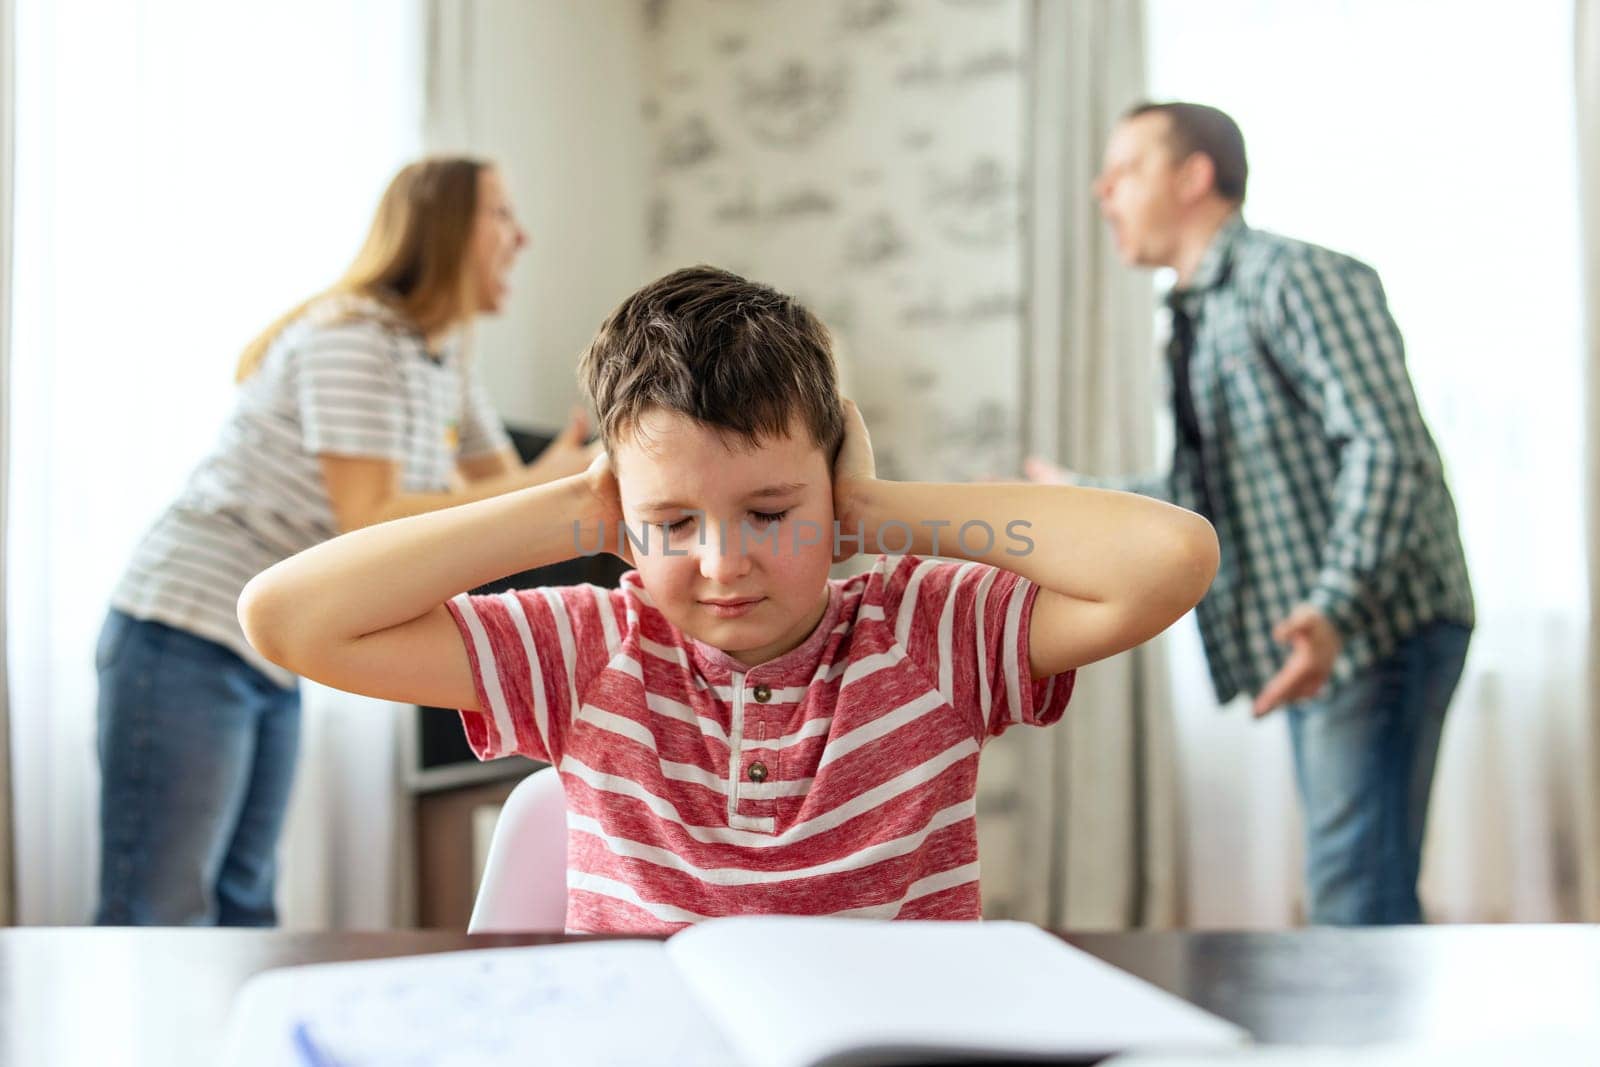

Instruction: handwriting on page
[251,942,740,1067]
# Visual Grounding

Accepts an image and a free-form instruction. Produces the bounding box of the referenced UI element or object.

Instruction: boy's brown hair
[579,265,845,461]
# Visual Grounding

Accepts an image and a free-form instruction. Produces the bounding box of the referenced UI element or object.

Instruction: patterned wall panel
[642,0,1026,483]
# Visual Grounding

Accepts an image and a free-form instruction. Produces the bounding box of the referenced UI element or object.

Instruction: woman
[95,157,591,925]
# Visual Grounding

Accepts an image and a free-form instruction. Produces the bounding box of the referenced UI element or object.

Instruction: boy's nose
[697,528,753,583]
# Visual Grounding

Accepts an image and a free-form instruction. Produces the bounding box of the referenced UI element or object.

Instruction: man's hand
[1023,455,1080,486]
[1253,605,1341,716]
[831,398,878,562]
[530,406,602,484]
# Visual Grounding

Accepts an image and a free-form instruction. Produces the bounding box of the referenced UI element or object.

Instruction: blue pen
[290,1021,341,1067]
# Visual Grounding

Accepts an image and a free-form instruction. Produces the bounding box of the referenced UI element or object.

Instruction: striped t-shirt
[113,295,510,687]
[447,553,1076,934]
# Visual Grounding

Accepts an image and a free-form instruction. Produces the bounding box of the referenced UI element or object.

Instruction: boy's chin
[685,615,770,648]
[665,592,827,660]
[677,610,790,658]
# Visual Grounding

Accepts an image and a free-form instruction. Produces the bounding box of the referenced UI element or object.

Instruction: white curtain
[7,0,423,926]
[0,0,14,928]
[985,0,1179,929]
[1575,0,1600,924]
[1148,0,1596,924]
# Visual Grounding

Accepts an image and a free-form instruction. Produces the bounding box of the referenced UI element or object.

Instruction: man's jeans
[95,610,301,926]
[1287,619,1472,925]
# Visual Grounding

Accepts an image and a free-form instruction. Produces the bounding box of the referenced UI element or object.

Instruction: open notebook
[223,916,1248,1066]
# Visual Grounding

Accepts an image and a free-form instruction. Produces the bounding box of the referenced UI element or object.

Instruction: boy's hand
[831,398,877,562]
[582,450,634,565]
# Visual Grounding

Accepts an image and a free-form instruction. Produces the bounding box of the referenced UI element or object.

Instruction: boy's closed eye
[661,509,791,534]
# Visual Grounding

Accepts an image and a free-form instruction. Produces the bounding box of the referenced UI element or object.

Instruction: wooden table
[1,925,1595,1065]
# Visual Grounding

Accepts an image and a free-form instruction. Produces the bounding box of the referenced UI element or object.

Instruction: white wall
[426,0,653,431]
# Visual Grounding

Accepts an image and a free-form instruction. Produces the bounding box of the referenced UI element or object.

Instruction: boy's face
[613,408,835,668]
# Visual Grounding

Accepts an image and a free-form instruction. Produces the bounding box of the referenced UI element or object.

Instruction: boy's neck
[727,588,832,669]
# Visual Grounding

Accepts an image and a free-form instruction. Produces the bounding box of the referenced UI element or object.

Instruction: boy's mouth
[699,596,764,619]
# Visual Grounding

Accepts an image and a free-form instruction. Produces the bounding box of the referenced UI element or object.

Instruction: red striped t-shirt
[447,553,1075,934]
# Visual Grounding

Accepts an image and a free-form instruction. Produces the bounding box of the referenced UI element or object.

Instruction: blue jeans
[95,610,301,926]
[1286,619,1472,925]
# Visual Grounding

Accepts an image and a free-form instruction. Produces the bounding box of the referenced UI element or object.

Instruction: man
[1030,102,1474,925]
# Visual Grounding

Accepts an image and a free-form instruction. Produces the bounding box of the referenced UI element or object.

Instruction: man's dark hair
[1125,101,1249,204]
[579,265,845,460]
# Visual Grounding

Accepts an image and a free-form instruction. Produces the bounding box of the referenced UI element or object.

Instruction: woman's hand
[528,406,602,484]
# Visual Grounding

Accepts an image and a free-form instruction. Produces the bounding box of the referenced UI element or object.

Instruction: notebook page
[221,940,742,1067]
[667,917,1249,1067]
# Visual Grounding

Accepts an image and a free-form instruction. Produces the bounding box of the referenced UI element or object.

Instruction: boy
[240,266,1218,933]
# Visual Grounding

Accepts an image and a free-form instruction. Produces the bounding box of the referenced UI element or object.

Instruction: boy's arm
[837,405,1217,679]
[239,462,621,709]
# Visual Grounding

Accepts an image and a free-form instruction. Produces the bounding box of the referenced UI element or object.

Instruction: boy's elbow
[1133,509,1218,626]
[237,570,298,671]
[1171,511,1219,608]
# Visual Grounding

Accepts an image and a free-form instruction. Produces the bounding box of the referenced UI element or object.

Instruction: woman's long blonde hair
[235,156,489,381]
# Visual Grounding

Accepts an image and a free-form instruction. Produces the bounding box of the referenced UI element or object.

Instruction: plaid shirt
[1098,216,1474,704]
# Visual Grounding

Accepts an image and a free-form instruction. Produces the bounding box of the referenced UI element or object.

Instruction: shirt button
[747,761,769,783]
[753,684,772,703]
